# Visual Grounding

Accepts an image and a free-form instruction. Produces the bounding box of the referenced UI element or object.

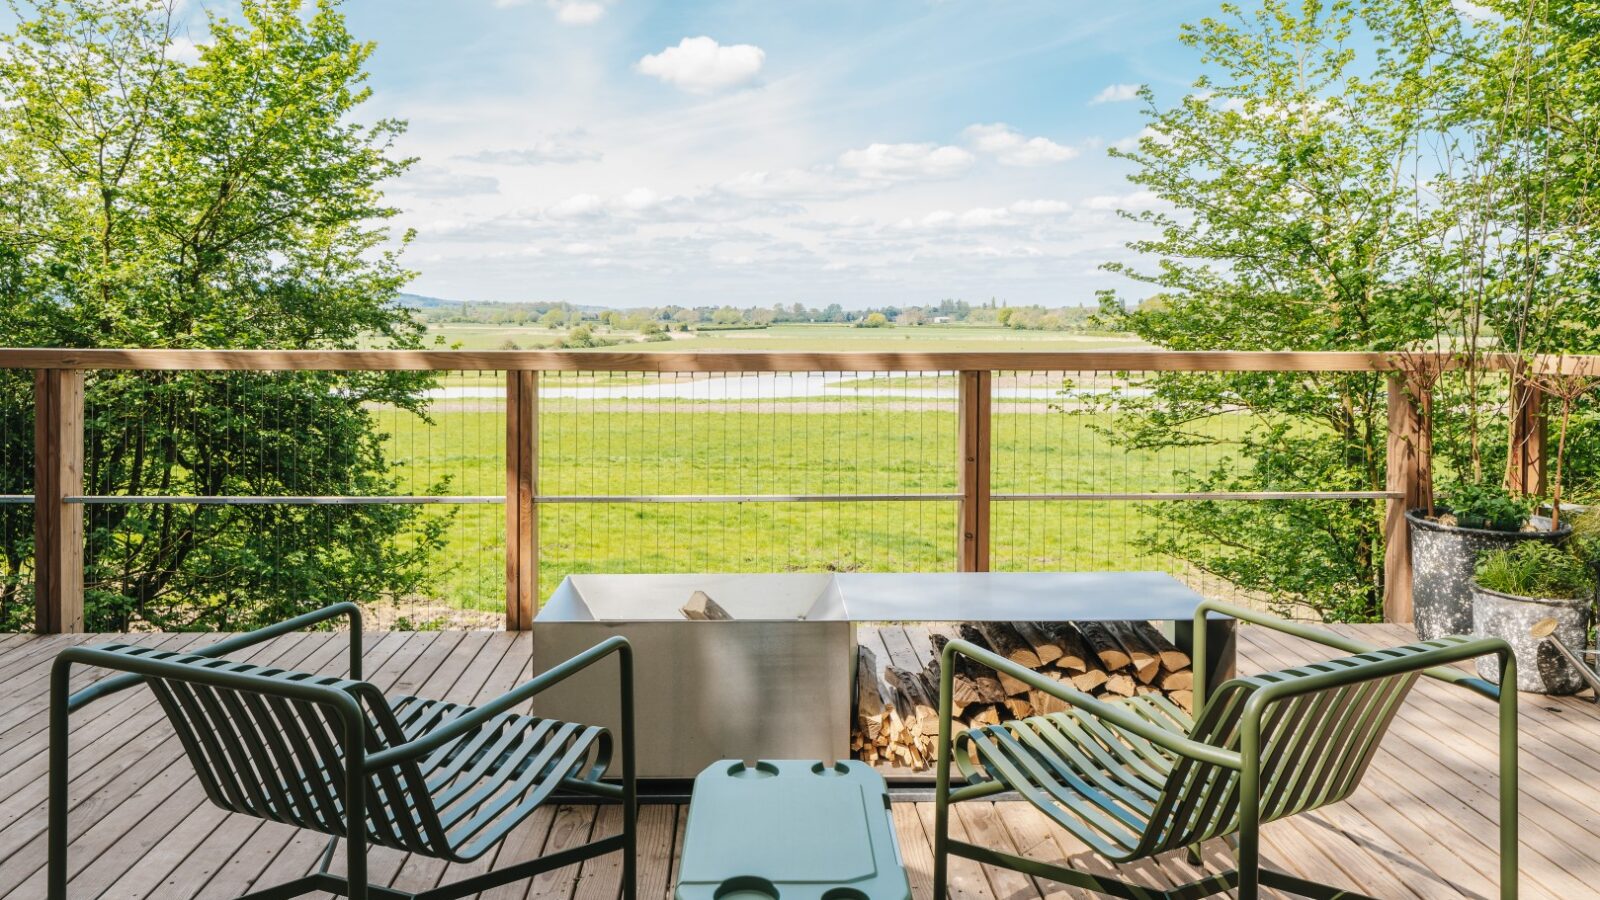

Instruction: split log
[886,666,939,737]
[930,634,1007,705]
[855,645,887,743]
[1014,622,1064,666]
[1045,622,1090,673]
[1077,622,1132,671]
[1029,686,1070,715]
[1169,690,1194,712]
[1102,673,1137,698]
[1070,669,1109,693]
[1160,669,1194,692]
[1128,621,1192,671]
[969,705,1001,726]
[1108,621,1162,684]
[976,622,1043,669]
[680,591,733,620]
[959,624,1028,695]
[1004,697,1034,719]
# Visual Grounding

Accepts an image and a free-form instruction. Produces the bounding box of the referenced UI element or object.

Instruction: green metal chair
[48,603,636,900]
[932,600,1519,900]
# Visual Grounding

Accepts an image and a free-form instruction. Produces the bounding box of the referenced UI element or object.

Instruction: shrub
[1475,541,1595,600]
[1438,481,1533,532]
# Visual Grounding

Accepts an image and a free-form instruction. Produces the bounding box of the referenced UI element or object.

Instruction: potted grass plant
[1408,481,1568,641]
[1471,538,1596,694]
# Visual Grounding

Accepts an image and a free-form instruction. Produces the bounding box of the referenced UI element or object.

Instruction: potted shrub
[1407,481,1570,641]
[1471,541,1595,694]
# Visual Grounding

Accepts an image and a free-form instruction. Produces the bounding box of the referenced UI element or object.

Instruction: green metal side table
[675,760,911,900]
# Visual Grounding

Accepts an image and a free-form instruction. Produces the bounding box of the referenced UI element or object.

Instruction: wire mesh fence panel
[77,369,505,631]
[0,370,33,632]
[535,370,960,600]
[989,370,1392,620]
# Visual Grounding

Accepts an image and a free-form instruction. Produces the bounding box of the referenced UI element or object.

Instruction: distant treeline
[401,295,1103,333]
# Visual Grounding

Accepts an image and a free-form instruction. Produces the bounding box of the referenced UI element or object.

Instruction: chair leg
[47,661,71,900]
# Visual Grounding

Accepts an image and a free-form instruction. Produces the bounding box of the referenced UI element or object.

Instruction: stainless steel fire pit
[532,571,1232,779]
[531,574,854,779]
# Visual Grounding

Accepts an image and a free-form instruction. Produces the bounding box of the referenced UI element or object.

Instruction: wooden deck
[0,623,1594,899]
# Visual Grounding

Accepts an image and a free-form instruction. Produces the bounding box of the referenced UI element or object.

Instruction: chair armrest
[939,639,1241,771]
[66,602,364,713]
[1191,599,1507,705]
[367,636,632,769]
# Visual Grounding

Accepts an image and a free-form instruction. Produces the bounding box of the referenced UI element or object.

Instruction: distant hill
[394,292,467,310]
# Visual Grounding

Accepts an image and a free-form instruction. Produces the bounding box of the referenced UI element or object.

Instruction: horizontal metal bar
[65,495,504,506]
[0,495,33,504]
[54,491,1398,506]
[992,490,1401,502]
[534,493,964,504]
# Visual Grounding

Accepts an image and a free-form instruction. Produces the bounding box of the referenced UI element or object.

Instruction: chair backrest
[1137,646,1424,857]
[96,644,451,856]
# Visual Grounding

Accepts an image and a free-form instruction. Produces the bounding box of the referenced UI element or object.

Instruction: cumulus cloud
[456,132,602,165]
[637,37,765,94]
[892,199,1073,232]
[167,36,202,64]
[836,142,974,181]
[1112,126,1168,152]
[716,167,879,201]
[1090,83,1141,104]
[963,124,1077,166]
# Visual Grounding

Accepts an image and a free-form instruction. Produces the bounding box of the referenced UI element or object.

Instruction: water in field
[422,371,1151,402]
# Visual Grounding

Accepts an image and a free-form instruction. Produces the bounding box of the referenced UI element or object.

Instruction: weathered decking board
[0,623,1592,899]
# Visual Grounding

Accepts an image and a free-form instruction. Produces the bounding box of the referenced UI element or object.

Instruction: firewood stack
[852,621,1194,771]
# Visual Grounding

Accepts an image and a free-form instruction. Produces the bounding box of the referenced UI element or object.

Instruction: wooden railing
[1,348,1580,632]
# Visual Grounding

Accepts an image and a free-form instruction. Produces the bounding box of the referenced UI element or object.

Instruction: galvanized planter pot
[1471,584,1594,694]
[1407,508,1570,641]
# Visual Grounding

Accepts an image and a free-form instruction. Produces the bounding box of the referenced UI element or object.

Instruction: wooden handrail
[13,345,1581,632]
[3,347,1598,372]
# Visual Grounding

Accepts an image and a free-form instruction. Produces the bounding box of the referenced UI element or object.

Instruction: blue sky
[232,1,1214,308]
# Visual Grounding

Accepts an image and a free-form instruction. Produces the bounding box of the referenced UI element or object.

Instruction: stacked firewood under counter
[853,621,1194,771]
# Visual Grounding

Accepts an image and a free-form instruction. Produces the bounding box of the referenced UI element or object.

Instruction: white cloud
[892,199,1073,232]
[836,142,974,180]
[167,36,202,64]
[637,37,765,94]
[393,166,500,198]
[550,0,605,24]
[1112,126,1168,152]
[1090,83,1140,104]
[963,124,1077,166]
[493,0,608,24]
[456,132,602,165]
[716,167,879,201]
[1451,0,1495,19]
[1081,189,1161,211]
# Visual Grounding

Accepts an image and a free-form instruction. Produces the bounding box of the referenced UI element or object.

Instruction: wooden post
[34,369,84,633]
[957,370,992,572]
[1506,376,1547,497]
[505,370,537,630]
[1383,374,1429,625]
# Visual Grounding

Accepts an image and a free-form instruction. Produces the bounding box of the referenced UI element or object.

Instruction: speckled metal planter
[1471,584,1594,694]
[1407,508,1570,641]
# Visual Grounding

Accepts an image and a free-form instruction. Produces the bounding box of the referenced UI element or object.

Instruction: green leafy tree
[0,0,447,630]
[1096,0,1470,621]
[856,312,889,329]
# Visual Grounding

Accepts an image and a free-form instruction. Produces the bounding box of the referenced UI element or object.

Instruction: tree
[856,312,889,328]
[539,308,568,329]
[1097,0,1472,621]
[0,0,445,630]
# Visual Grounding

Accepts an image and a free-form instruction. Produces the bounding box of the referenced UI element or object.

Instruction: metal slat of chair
[441,722,598,849]
[448,727,609,861]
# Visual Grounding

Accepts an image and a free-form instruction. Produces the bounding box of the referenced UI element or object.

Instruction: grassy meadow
[374,392,1271,621]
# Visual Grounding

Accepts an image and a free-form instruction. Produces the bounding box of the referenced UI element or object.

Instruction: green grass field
[373,398,1263,619]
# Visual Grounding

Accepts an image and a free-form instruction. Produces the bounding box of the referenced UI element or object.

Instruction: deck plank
[0,623,1593,899]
